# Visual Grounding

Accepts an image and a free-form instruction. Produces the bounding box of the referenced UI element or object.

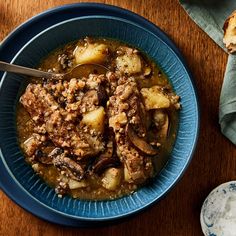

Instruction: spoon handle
[0,61,54,79]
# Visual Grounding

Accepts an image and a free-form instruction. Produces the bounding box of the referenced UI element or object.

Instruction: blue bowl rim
[1,15,199,220]
[0,3,184,63]
[0,3,200,224]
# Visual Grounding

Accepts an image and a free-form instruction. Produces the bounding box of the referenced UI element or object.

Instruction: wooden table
[0,0,235,235]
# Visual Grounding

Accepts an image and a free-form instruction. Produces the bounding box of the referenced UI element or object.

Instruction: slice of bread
[223,11,236,53]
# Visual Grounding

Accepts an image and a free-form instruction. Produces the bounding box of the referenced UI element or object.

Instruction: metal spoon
[0,61,109,80]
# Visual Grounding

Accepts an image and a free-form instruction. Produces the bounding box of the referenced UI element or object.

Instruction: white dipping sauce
[201,181,236,236]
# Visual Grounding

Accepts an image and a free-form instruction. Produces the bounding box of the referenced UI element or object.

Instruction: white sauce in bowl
[201,181,236,236]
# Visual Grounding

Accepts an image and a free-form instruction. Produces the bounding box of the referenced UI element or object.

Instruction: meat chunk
[118,143,153,183]
[107,77,154,184]
[79,90,99,113]
[20,84,104,158]
[105,72,120,95]
[108,77,147,137]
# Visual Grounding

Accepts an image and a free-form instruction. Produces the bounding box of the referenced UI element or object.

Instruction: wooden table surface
[0,0,235,235]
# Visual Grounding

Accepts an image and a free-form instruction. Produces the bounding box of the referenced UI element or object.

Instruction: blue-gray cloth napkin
[180,0,236,144]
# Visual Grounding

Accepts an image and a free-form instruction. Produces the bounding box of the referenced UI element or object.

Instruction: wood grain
[0,0,234,235]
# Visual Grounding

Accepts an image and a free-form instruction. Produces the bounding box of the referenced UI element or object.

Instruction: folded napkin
[179,0,236,144]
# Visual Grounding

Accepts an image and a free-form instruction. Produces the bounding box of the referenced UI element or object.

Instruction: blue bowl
[0,4,199,224]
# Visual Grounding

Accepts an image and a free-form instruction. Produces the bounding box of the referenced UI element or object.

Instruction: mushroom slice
[34,149,53,165]
[48,147,64,158]
[126,123,158,156]
[153,110,170,139]
[92,157,120,175]
[159,114,169,139]
[92,140,120,175]
[97,84,108,106]
[53,153,84,181]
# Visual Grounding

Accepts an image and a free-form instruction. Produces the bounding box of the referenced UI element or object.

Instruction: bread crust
[223,10,236,53]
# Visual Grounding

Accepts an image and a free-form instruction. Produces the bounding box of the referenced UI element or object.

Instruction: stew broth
[17,37,179,200]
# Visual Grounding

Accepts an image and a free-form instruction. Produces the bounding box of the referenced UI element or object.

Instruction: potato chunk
[81,107,105,133]
[116,54,142,75]
[102,168,122,190]
[109,112,128,131]
[74,43,108,64]
[68,179,87,189]
[141,86,170,110]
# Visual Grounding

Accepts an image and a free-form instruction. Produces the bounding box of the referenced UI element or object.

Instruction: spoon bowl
[0,60,108,80]
[63,63,109,79]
